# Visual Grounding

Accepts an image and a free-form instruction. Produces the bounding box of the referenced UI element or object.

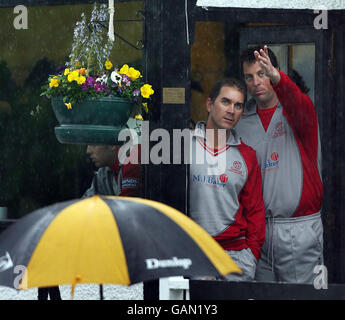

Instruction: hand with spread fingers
[254,45,281,84]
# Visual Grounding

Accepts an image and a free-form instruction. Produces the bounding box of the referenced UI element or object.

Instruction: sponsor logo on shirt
[271,152,279,161]
[219,173,228,183]
[263,152,279,171]
[272,121,286,138]
[122,178,139,189]
[192,174,228,189]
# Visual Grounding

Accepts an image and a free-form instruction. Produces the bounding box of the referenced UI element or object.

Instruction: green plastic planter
[52,96,133,145]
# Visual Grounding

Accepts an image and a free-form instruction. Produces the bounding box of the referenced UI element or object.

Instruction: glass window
[0,2,143,218]
[190,21,226,125]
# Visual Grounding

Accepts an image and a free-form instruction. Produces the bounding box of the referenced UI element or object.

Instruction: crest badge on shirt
[272,121,286,138]
[227,160,243,176]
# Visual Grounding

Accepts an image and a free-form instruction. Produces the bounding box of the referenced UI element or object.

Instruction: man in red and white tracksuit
[189,78,265,281]
[235,45,324,283]
[83,143,141,197]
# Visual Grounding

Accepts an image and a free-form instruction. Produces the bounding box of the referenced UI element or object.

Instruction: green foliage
[67,3,113,75]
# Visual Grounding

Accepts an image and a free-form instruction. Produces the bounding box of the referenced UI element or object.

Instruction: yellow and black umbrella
[0,196,241,293]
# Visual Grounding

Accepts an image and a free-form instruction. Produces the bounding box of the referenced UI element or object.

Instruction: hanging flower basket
[52,96,133,145]
[40,3,154,145]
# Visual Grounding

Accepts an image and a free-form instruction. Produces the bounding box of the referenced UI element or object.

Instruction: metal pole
[99,284,104,300]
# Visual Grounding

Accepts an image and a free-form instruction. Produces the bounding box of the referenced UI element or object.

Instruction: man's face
[242,61,276,106]
[86,145,119,168]
[206,85,244,130]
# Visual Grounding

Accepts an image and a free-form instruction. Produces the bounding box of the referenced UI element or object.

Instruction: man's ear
[206,97,213,113]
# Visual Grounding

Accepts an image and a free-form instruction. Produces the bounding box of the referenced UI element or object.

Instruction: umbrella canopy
[0,196,241,290]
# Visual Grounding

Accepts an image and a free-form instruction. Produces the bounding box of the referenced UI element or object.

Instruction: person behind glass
[235,45,324,283]
[189,78,265,281]
[37,143,141,300]
[83,143,141,198]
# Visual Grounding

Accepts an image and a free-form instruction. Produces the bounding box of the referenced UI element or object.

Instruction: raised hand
[254,45,281,84]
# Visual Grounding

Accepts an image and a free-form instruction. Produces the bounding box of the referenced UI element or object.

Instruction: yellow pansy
[135,114,143,121]
[64,68,70,76]
[128,67,141,81]
[142,102,148,113]
[65,102,72,110]
[67,70,79,82]
[77,75,86,85]
[49,77,60,88]
[105,60,113,70]
[119,64,129,75]
[140,84,154,98]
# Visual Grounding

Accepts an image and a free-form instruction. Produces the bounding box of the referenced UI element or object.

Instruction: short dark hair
[209,78,247,103]
[240,45,279,75]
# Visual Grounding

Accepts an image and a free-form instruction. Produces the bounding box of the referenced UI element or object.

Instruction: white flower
[95,74,108,84]
[111,71,122,85]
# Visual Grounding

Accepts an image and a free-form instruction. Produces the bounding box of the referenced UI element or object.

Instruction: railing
[159,277,345,300]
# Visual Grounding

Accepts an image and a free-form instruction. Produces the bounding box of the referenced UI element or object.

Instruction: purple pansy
[121,74,132,87]
[133,89,140,96]
[94,82,107,92]
[86,77,95,86]
[80,77,95,91]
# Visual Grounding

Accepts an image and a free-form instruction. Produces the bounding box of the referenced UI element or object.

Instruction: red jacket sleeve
[238,144,266,260]
[272,70,319,162]
[119,144,142,197]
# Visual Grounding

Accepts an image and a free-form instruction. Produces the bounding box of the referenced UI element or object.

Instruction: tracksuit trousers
[255,212,324,284]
